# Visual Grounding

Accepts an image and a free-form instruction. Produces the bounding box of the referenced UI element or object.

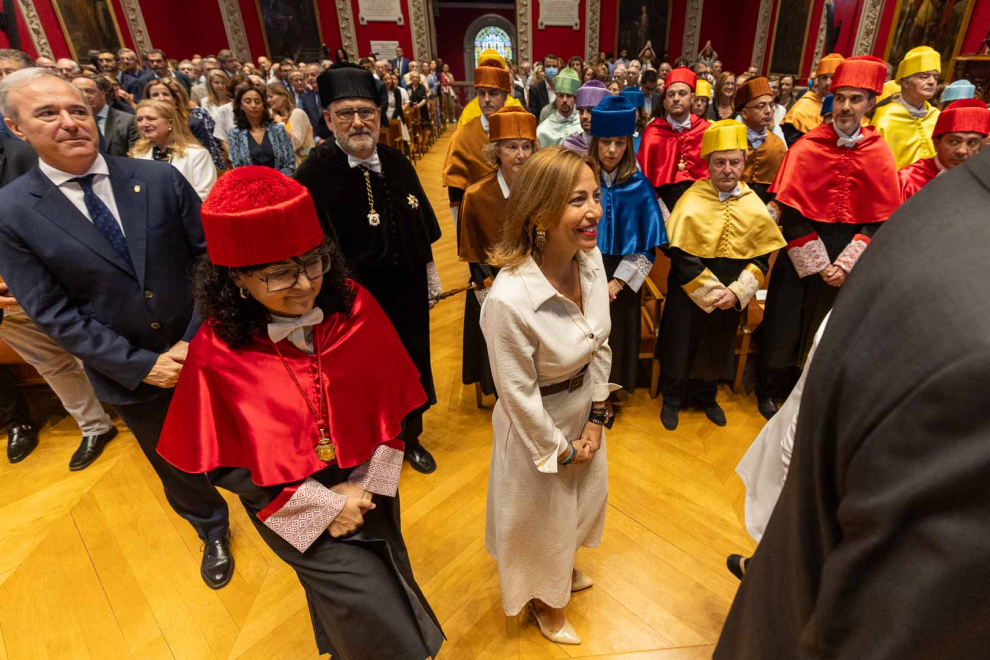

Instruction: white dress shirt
[39,155,124,234]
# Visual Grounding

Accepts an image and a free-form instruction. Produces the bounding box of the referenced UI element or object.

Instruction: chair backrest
[388,119,403,142]
[648,249,670,297]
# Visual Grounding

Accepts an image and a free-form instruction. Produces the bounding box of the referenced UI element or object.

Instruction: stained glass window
[474,26,513,67]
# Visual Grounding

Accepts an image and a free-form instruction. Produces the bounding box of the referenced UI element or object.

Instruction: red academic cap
[934,99,990,138]
[830,56,886,95]
[201,166,324,268]
[666,67,697,92]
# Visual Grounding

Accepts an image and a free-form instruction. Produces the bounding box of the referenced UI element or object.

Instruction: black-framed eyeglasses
[249,252,331,293]
[334,107,377,123]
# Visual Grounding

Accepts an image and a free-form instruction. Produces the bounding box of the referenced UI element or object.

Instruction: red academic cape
[770,123,900,225]
[158,282,426,487]
[898,156,940,202]
[637,115,711,188]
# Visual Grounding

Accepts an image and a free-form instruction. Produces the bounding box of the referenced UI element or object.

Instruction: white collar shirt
[38,154,123,233]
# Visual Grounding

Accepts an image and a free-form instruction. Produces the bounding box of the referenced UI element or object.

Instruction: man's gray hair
[0,67,86,121]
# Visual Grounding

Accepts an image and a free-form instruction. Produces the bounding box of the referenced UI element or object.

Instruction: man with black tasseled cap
[294,63,442,475]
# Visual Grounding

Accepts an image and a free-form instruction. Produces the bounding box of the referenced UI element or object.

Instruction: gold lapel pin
[133,185,141,193]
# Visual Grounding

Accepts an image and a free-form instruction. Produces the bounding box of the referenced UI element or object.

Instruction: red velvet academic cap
[666,67,696,92]
[201,166,324,267]
[934,99,990,138]
[830,56,886,95]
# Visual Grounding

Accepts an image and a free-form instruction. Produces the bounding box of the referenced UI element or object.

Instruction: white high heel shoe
[571,569,594,592]
[528,602,581,645]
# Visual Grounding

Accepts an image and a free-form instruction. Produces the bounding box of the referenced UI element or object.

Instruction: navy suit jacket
[0,157,205,404]
[301,89,322,129]
[392,58,410,76]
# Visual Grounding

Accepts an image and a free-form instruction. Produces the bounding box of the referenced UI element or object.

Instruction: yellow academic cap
[701,119,748,158]
[897,46,941,80]
[478,49,507,68]
[879,79,902,102]
[695,79,712,99]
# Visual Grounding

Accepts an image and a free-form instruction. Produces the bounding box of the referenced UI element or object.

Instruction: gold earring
[239,287,249,299]
[534,225,548,250]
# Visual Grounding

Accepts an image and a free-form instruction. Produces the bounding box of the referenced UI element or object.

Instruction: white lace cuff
[786,235,830,278]
[834,235,870,273]
[613,253,653,293]
[427,261,442,301]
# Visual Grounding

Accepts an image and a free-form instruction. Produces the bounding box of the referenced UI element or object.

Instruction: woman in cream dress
[481,146,615,645]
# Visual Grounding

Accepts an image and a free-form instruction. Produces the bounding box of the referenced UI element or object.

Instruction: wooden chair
[387,119,403,152]
[732,249,779,393]
[640,250,669,399]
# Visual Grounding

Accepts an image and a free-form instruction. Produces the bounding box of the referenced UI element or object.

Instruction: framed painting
[50,0,123,62]
[768,0,815,76]
[256,0,323,61]
[884,0,978,75]
[614,0,670,62]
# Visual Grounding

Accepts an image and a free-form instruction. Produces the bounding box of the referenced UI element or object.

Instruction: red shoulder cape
[157,282,426,486]
[769,124,901,224]
[637,115,711,188]
[898,157,940,202]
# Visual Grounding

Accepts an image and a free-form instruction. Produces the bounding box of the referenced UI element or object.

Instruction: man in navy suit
[0,69,234,589]
[392,47,410,77]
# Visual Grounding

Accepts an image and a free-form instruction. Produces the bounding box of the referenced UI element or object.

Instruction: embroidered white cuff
[347,445,404,497]
[260,478,346,553]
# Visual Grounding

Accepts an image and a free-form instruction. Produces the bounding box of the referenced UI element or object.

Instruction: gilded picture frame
[50,0,124,62]
[884,0,977,76]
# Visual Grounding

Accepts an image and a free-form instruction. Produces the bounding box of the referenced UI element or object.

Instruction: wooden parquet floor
[0,130,764,660]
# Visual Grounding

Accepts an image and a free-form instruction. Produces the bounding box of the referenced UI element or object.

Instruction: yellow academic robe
[456,95,525,127]
[782,91,824,134]
[870,101,940,169]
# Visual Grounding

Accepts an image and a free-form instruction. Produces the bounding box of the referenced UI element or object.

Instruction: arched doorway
[463,14,516,85]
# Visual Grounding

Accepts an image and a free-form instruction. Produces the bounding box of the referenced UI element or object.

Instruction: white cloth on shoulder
[735,311,832,542]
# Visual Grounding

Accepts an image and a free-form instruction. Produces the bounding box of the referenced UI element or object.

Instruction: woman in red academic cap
[157,166,444,660]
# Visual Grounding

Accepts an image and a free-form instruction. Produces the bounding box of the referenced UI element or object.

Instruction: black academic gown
[656,249,770,406]
[294,141,441,417]
[715,148,990,660]
[756,206,882,398]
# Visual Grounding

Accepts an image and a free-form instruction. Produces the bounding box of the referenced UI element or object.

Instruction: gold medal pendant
[316,428,336,462]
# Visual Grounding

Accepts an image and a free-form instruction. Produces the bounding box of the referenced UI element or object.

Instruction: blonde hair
[267,81,296,112]
[129,100,201,158]
[481,138,539,167]
[205,69,229,106]
[487,146,598,268]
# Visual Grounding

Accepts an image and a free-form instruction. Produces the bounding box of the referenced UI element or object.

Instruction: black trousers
[212,465,444,660]
[401,411,423,453]
[114,390,230,542]
[0,364,30,430]
[661,377,718,409]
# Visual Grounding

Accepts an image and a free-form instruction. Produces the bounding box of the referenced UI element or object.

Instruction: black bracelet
[589,407,609,426]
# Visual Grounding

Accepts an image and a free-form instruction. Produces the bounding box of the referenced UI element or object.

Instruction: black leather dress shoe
[405,446,437,474]
[660,402,679,431]
[201,531,234,589]
[757,396,779,421]
[726,554,749,581]
[705,403,727,427]
[68,426,118,471]
[6,423,38,463]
